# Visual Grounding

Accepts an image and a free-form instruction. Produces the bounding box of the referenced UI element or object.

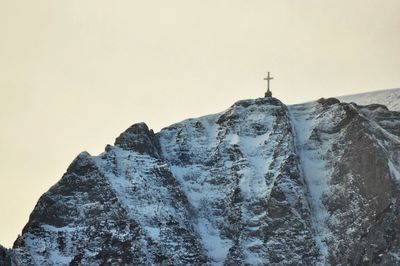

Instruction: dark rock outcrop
[317,97,340,106]
[115,122,160,158]
[0,245,10,265]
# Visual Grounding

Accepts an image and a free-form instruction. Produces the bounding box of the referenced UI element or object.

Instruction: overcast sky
[1,0,399,247]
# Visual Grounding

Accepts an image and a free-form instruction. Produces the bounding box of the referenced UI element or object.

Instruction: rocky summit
[1,96,400,265]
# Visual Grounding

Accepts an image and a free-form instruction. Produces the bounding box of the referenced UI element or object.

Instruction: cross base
[265,90,272,98]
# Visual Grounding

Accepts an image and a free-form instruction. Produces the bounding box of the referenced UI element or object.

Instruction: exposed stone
[114,122,160,158]
[0,244,10,266]
[317,97,340,106]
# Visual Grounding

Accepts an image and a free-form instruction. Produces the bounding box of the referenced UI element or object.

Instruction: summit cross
[264,72,273,91]
[264,72,273,97]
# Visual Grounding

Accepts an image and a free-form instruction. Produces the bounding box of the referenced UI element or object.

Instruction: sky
[1,0,400,247]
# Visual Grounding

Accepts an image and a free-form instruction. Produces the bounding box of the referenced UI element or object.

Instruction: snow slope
[338,88,400,111]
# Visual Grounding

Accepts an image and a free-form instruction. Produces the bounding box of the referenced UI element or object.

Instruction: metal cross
[264,72,273,92]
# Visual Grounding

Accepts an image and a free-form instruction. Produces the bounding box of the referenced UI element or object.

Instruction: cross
[264,72,273,92]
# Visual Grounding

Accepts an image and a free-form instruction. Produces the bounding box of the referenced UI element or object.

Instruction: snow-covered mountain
[338,88,400,111]
[1,93,400,265]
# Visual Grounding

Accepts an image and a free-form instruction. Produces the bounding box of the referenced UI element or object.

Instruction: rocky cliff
[1,97,400,265]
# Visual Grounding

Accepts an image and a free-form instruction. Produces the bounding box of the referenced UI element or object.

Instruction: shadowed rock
[114,122,160,158]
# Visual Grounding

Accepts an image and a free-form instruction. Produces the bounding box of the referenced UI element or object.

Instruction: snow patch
[388,160,400,181]
[196,218,231,265]
[288,103,332,264]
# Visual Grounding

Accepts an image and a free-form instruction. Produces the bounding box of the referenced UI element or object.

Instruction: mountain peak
[114,122,160,158]
[3,90,400,265]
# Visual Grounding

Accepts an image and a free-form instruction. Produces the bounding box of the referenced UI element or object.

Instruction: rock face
[1,97,400,265]
[289,100,400,265]
[0,245,10,265]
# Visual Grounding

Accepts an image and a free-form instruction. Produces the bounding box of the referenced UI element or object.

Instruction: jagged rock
[0,244,10,265]
[317,97,340,106]
[2,96,400,265]
[114,122,160,158]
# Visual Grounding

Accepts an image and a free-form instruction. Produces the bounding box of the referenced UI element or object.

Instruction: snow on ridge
[337,88,400,111]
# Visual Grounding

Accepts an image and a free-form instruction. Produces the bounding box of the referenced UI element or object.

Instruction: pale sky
[1,0,399,247]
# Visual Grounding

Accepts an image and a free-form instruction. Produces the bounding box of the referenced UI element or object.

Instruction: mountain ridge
[1,90,400,265]
[337,88,400,111]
